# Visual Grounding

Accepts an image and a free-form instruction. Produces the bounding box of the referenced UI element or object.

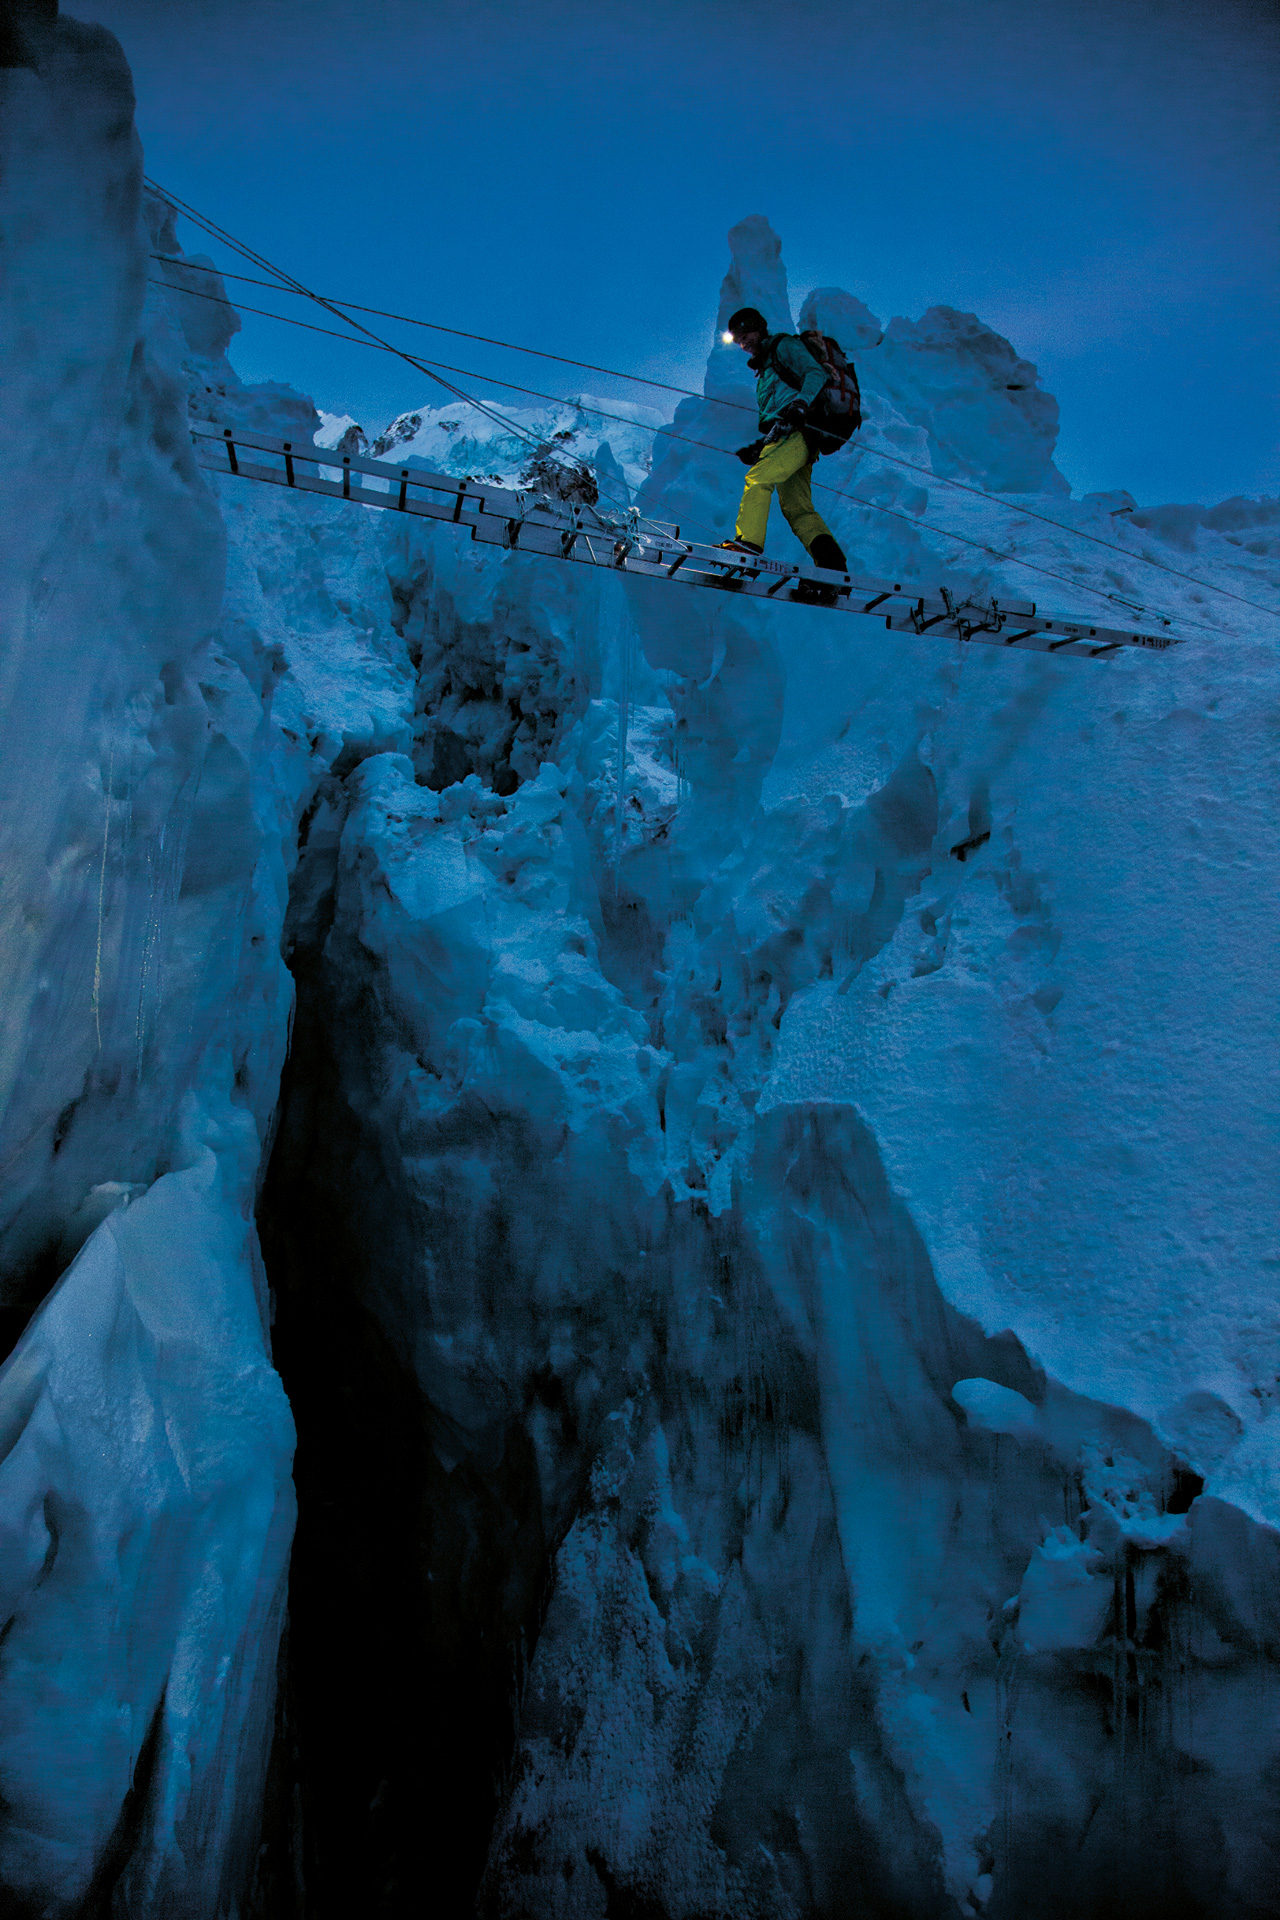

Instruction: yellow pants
[734,432,833,552]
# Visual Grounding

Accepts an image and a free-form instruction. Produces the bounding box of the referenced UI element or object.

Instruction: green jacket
[749,333,829,435]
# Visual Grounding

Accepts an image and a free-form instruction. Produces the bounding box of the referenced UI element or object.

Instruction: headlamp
[721,331,736,345]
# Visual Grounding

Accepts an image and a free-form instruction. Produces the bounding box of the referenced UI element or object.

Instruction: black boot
[807,533,848,573]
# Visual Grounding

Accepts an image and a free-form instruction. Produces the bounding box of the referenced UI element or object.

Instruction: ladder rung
[189,425,1180,662]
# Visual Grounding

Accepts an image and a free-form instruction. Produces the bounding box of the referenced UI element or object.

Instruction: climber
[717,307,849,574]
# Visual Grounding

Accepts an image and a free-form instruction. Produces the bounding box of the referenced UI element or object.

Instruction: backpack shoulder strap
[766,334,808,390]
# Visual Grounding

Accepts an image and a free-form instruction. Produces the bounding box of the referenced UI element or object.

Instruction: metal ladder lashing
[561,510,582,556]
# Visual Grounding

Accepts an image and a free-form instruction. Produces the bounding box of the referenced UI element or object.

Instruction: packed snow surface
[2,24,1278,1920]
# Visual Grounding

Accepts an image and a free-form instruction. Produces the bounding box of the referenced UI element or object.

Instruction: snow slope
[2,20,1278,1919]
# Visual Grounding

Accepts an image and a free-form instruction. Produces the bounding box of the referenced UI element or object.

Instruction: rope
[149,250,1280,628]
[151,254,706,405]
[146,181,1274,631]
[148,269,725,546]
[144,177,640,523]
[150,276,1185,623]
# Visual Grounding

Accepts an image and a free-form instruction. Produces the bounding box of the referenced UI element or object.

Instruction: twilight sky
[77,0,1278,505]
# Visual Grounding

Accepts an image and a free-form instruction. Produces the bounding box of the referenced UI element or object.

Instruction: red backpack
[770,331,862,454]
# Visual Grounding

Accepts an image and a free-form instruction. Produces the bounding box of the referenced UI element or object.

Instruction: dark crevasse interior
[253,822,545,1917]
[249,780,949,1918]
[245,752,1279,1920]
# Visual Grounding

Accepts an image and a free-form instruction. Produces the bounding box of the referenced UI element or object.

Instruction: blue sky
[80,0,1278,504]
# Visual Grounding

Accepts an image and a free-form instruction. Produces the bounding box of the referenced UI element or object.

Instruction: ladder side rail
[193,431,1180,659]
[191,423,538,518]
[530,530,1162,652]
[196,446,490,532]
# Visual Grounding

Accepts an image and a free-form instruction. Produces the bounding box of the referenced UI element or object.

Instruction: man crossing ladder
[718,306,850,575]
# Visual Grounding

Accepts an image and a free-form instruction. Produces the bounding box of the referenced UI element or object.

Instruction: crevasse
[1,20,1278,1920]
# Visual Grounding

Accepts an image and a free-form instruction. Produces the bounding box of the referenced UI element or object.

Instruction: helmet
[725,306,768,341]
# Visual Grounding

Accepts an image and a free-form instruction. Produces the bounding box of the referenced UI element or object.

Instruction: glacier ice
[0,1153,292,1914]
[1,24,299,1916]
[2,15,1279,1919]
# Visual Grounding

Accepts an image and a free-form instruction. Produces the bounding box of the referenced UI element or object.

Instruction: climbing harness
[193,423,1177,661]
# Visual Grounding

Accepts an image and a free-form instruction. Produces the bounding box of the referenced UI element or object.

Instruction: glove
[735,440,764,465]
[776,400,808,433]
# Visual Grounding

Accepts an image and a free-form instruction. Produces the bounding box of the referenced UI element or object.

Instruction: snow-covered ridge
[318,392,667,511]
[2,19,1279,1920]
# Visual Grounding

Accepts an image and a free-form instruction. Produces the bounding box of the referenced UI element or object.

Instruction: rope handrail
[144,178,1276,631]
[146,244,1280,629]
[150,272,1188,627]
